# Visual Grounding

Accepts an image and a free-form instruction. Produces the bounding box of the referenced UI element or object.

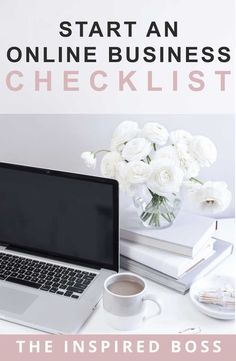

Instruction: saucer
[190,274,235,320]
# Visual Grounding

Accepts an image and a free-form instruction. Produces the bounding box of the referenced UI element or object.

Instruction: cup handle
[142,293,162,321]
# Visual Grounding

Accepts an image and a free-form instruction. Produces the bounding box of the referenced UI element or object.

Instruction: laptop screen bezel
[0,162,119,272]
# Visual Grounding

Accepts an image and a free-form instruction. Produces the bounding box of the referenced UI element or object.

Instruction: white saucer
[190,274,235,320]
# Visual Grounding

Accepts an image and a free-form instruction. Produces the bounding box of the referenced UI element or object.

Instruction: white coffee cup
[103,272,162,330]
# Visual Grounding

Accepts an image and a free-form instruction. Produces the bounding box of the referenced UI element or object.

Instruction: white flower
[116,161,132,193]
[122,137,152,162]
[154,144,200,179]
[142,122,169,145]
[147,159,184,195]
[175,143,200,179]
[100,151,121,178]
[154,145,177,161]
[189,136,217,167]
[170,130,193,145]
[111,121,139,151]
[81,151,96,169]
[125,161,152,184]
[187,181,231,214]
[178,154,200,179]
[183,180,202,192]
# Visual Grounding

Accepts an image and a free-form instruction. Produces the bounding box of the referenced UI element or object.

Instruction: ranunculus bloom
[116,161,132,193]
[81,151,96,169]
[154,144,200,179]
[153,145,177,162]
[122,137,152,162]
[169,129,193,145]
[100,151,121,178]
[187,181,232,214]
[175,143,200,179]
[147,159,184,195]
[142,122,169,145]
[111,121,139,151]
[189,136,217,167]
[125,161,152,184]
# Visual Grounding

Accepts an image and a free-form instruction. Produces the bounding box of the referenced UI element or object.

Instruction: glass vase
[133,189,181,229]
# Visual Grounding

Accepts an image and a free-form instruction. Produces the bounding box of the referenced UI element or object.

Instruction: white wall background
[0,114,234,218]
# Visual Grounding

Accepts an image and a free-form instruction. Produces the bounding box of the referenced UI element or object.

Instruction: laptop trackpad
[0,286,38,314]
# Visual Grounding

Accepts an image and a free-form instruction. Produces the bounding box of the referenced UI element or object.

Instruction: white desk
[0,219,235,335]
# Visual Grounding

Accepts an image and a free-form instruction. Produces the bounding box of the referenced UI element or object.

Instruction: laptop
[0,162,119,334]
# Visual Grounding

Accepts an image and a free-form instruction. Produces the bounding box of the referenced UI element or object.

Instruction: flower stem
[139,192,177,228]
[148,188,155,197]
[146,155,152,164]
[189,177,203,185]
[94,149,110,156]
[161,213,170,223]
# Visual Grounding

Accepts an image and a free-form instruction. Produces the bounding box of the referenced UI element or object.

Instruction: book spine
[121,230,192,256]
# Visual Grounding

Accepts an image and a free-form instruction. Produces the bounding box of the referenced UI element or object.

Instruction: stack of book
[120,211,233,294]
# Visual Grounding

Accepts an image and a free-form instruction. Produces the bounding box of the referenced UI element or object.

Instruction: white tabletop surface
[0,218,235,335]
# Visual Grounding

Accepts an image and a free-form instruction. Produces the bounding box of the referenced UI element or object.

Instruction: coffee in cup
[103,272,162,330]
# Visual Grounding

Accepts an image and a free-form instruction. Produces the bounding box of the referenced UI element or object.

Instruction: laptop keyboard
[0,253,97,299]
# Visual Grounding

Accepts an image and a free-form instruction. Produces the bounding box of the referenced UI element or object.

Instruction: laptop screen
[0,163,118,271]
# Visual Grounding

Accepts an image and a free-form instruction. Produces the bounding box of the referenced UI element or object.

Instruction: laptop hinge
[0,242,8,250]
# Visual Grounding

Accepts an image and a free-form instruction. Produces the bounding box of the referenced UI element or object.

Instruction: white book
[120,238,214,279]
[120,239,233,294]
[120,211,216,258]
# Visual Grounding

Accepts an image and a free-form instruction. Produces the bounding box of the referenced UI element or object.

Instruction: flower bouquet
[82,121,231,229]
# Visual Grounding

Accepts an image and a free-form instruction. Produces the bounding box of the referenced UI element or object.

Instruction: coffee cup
[103,272,162,330]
